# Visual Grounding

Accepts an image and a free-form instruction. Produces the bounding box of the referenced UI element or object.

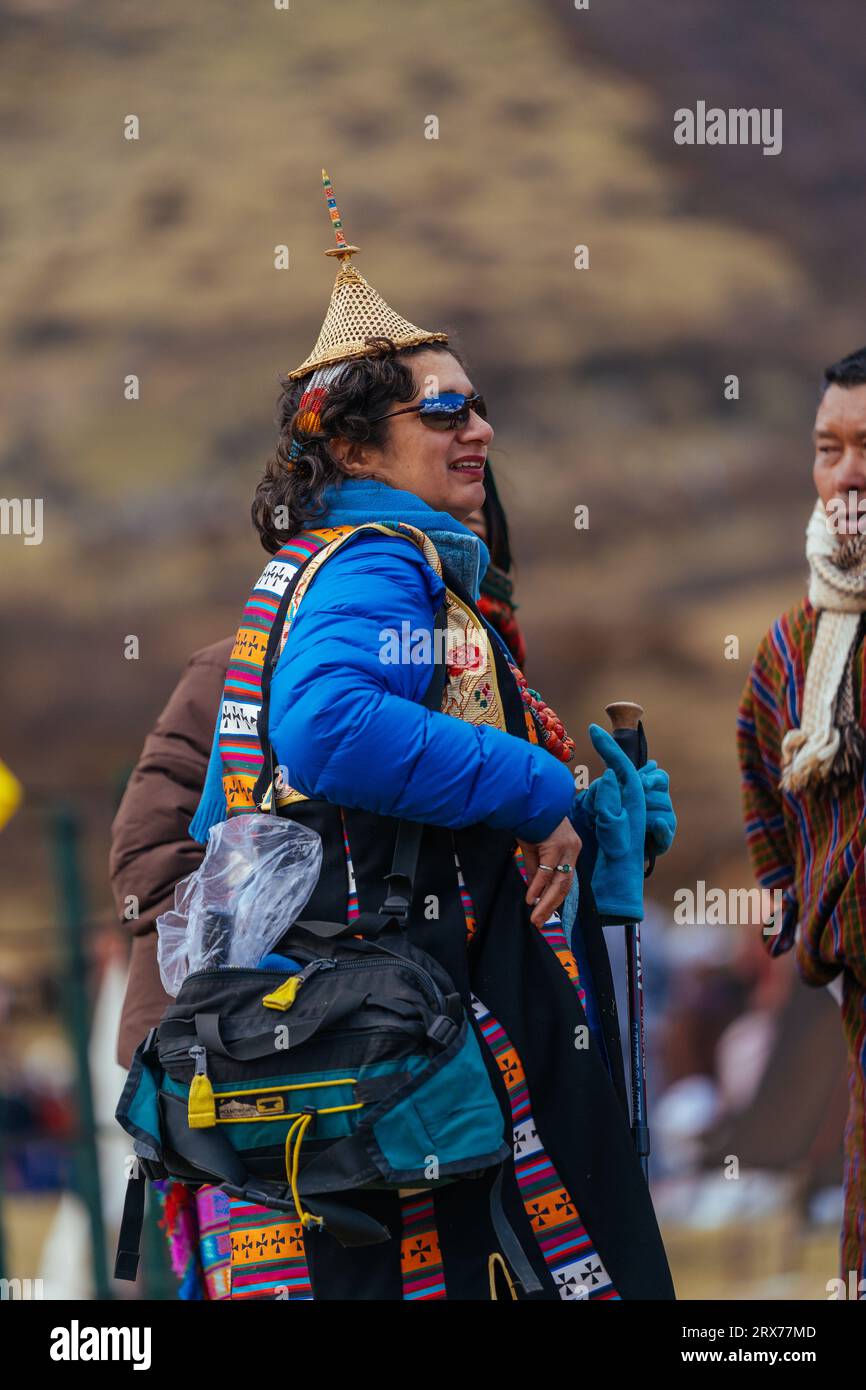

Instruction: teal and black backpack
[114,566,541,1294]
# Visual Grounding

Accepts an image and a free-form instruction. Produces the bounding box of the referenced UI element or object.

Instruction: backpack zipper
[183,954,445,1011]
[328,956,445,1012]
[262,958,336,1010]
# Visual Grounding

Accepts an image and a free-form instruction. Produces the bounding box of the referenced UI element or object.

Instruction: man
[737,345,866,1287]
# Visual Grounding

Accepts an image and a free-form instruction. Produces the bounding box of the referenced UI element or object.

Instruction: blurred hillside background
[2,0,865,1299]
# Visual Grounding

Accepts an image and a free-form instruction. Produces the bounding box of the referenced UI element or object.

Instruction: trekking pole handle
[604,700,644,734]
[604,702,655,877]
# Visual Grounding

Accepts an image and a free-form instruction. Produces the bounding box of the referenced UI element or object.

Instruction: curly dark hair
[252,336,464,552]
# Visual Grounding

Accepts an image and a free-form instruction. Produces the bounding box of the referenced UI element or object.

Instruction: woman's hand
[516,817,582,927]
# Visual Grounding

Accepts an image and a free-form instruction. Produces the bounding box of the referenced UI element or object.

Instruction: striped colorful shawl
[219,526,352,817]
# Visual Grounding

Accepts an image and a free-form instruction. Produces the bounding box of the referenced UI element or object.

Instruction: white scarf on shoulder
[779,498,866,792]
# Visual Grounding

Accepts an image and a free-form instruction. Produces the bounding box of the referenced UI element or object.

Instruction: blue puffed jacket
[189,476,577,846]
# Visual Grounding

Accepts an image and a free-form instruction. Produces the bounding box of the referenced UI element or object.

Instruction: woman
[110,471,611,1299]
[178,178,676,1300]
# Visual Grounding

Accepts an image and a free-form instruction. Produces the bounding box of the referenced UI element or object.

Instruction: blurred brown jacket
[109,637,233,1068]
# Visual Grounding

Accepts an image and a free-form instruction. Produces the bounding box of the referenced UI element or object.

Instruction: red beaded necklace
[509,663,575,764]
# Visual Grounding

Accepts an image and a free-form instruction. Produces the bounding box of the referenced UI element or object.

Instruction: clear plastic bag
[156,814,323,996]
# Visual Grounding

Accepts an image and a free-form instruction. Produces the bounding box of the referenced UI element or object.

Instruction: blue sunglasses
[371,391,488,431]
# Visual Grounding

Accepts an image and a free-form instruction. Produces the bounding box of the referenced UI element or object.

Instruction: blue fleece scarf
[189,478,491,842]
[318,477,490,598]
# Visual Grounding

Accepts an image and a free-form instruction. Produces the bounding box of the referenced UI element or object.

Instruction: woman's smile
[448,454,486,475]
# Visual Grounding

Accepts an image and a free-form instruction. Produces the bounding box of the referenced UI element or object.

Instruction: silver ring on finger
[537,864,554,873]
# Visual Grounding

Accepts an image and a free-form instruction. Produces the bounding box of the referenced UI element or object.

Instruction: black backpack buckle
[378,898,409,924]
[378,866,411,924]
[426,1014,459,1049]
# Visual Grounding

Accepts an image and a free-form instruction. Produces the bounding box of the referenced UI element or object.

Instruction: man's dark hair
[821,346,866,398]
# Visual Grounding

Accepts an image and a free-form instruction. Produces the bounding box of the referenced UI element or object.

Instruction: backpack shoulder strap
[253,523,449,921]
[253,521,437,813]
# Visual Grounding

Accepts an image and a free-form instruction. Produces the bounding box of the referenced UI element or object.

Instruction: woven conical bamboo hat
[286,171,448,381]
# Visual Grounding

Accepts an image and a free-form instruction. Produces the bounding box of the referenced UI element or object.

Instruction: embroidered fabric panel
[227,1198,313,1300]
[456,843,619,1301]
[399,1192,447,1299]
[195,1185,232,1300]
[440,588,507,731]
[468,991,618,1301]
[221,527,351,816]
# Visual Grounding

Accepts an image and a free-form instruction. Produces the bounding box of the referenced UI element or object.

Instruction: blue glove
[579,724,647,920]
[638,760,676,855]
[574,752,677,858]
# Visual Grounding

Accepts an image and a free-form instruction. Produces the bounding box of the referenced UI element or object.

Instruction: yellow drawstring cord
[284,1113,324,1231]
[488,1251,518,1300]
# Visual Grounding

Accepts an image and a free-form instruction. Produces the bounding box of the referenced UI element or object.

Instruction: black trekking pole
[601,701,655,1184]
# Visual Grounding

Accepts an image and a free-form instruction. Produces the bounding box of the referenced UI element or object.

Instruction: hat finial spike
[321,168,360,261]
[284,170,447,378]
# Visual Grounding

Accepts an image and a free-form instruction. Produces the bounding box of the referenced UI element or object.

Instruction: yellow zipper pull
[187,1045,216,1128]
[263,976,303,1011]
[262,959,335,1012]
